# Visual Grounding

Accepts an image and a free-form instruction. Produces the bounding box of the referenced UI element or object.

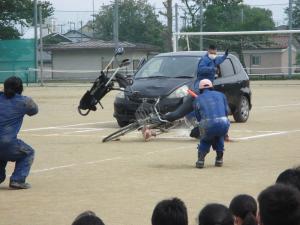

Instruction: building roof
[250,34,300,50]
[64,30,92,39]
[42,33,73,45]
[44,40,160,51]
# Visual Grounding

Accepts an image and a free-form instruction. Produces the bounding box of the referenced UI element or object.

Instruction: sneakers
[0,175,6,184]
[196,151,207,169]
[196,151,224,168]
[215,151,224,167]
[9,181,31,189]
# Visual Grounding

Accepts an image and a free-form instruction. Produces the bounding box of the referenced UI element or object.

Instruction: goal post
[173,29,300,77]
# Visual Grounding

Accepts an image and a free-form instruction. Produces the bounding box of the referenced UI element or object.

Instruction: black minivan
[114,51,252,127]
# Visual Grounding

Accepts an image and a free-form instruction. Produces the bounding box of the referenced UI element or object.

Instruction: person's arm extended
[24,97,38,116]
[215,49,229,66]
[164,95,194,122]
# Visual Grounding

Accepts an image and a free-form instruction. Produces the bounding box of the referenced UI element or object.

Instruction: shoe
[196,151,207,169]
[0,175,6,184]
[190,127,200,139]
[215,151,224,167]
[9,181,31,189]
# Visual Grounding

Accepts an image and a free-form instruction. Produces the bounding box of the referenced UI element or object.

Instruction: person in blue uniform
[0,76,38,189]
[197,45,228,82]
[163,79,230,168]
[193,79,230,168]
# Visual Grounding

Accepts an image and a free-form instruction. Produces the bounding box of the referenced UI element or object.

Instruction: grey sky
[47,0,289,32]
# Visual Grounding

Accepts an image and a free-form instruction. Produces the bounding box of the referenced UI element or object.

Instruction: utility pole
[56,24,65,34]
[113,0,119,49]
[241,7,244,23]
[39,3,44,86]
[34,0,38,80]
[92,0,95,38]
[199,0,203,51]
[175,3,179,51]
[80,20,83,42]
[288,0,293,78]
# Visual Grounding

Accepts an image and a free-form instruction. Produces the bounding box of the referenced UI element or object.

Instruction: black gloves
[225,49,229,55]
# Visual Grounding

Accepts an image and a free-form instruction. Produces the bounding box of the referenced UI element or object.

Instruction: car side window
[220,59,235,77]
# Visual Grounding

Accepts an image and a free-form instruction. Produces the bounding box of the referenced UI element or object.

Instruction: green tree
[203,4,275,66]
[180,2,275,66]
[285,0,300,28]
[181,0,242,27]
[0,0,54,39]
[94,0,164,49]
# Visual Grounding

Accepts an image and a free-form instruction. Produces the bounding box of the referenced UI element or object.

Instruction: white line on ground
[30,146,190,174]
[21,121,115,132]
[256,103,300,109]
[31,164,76,173]
[27,129,300,175]
[234,130,300,140]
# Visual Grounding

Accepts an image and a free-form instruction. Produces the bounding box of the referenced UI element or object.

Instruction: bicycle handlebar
[153,98,169,123]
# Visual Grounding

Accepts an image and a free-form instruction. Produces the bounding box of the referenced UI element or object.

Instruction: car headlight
[167,85,189,99]
[116,91,125,98]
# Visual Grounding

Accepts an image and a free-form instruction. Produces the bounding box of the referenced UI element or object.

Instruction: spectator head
[198,203,234,225]
[208,45,217,55]
[151,198,188,225]
[4,76,23,98]
[229,194,257,225]
[258,184,300,225]
[276,166,300,191]
[72,211,105,225]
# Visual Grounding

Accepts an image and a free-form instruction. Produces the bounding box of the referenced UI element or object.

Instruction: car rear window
[135,56,200,79]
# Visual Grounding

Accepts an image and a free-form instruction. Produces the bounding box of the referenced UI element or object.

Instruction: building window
[251,55,261,65]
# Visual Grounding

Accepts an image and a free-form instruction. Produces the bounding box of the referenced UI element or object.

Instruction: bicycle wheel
[102,121,141,142]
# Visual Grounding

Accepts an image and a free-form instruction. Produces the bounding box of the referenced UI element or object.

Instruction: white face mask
[208,54,217,60]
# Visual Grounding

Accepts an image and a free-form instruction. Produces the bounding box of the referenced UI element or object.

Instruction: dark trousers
[0,139,35,183]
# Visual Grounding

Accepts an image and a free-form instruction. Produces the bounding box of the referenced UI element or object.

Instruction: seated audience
[72,211,105,225]
[258,184,300,225]
[198,203,234,225]
[229,194,258,225]
[276,166,300,191]
[151,197,188,225]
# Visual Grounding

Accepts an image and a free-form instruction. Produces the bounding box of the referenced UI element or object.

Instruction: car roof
[155,51,228,57]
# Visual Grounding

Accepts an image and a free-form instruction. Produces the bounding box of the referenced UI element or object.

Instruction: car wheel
[233,95,250,123]
[117,119,130,127]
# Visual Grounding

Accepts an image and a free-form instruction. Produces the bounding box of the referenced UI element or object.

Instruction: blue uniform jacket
[197,53,228,82]
[193,89,228,123]
[0,92,38,142]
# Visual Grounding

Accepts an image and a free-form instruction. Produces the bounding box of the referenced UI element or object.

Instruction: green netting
[0,39,36,83]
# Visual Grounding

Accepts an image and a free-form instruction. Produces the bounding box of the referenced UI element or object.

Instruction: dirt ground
[0,81,300,225]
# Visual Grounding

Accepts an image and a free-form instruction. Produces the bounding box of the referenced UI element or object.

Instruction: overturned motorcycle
[78,47,131,116]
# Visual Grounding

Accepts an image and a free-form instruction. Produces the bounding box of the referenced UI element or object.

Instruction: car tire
[117,119,130,127]
[233,95,250,123]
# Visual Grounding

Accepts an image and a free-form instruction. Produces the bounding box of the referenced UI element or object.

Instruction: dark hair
[208,45,216,50]
[72,211,105,225]
[151,198,188,225]
[258,184,300,225]
[276,166,300,191]
[198,203,233,225]
[229,195,257,225]
[4,76,23,98]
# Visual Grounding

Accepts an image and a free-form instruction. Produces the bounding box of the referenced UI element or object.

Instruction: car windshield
[135,56,200,79]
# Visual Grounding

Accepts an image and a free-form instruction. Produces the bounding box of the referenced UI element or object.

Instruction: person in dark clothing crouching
[0,76,38,189]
